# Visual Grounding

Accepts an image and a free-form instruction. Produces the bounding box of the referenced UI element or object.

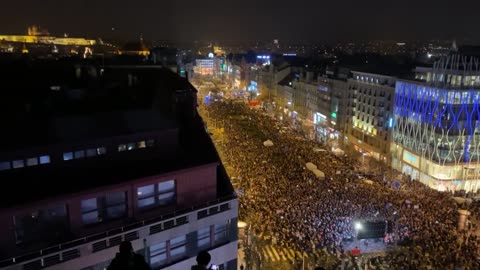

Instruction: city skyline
[2,0,480,43]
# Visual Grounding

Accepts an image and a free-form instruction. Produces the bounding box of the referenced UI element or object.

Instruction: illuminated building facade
[0,35,96,46]
[345,72,395,162]
[0,26,97,56]
[194,59,215,76]
[194,56,224,78]
[291,72,334,141]
[27,25,50,36]
[392,55,480,192]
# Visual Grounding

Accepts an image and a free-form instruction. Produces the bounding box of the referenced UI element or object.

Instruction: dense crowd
[204,101,480,270]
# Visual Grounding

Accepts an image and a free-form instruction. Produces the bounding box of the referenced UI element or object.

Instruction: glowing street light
[354,222,363,231]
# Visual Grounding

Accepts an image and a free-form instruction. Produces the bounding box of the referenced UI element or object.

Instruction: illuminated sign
[248,80,258,92]
[403,150,420,167]
[283,53,297,56]
[314,112,327,124]
[318,86,328,91]
[389,117,393,128]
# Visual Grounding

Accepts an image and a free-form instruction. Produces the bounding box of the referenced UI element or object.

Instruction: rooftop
[0,59,233,208]
[0,121,224,208]
[0,59,195,151]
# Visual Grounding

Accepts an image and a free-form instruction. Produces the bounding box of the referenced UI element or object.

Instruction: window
[63,152,73,161]
[137,180,176,209]
[14,204,69,244]
[86,149,97,157]
[214,223,228,244]
[118,144,127,152]
[39,155,50,164]
[150,241,167,268]
[105,192,127,219]
[197,227,211,249]
[97,147,107,155]
[137,184,155,208]
[74,150,85,159]
[81,198,99,225]
[0,161,11,171]
[158,180,176,205]
[26,157,38,167]
[137,141,146,148]
[12,160,25,169]
[127,143,136,151]
[170,235,187,260]
[81,192,127,225]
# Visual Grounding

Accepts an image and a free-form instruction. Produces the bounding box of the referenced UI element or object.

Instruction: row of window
[80,179,176,225]
[355,114,384,127]
[357,87,391,98]
[13,179,176,243]
[354,75,394,87]
[63,147,107,161]
[1,139,157,171]
[14,204,68,244]
[149,222,229,269]
[0,155,51,171]
[118,139,155,152]
[64,139,155,161]
[81,192,127,225]
[355,95,389,106]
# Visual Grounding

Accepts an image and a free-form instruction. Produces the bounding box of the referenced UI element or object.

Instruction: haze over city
[2,0,480,42]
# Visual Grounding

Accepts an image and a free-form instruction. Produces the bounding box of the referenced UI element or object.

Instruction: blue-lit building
[392,55,480,192]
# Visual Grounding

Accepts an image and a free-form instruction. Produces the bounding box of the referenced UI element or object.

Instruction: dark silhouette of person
[107,241,151,270]
[191,250,212,270]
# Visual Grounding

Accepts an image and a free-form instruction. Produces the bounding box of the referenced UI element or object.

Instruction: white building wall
[3,199,238,270]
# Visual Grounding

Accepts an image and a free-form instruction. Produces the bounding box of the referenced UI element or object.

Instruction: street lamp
[354,222,363,231]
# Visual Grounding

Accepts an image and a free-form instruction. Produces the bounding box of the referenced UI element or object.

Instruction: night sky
[2,0,480,42]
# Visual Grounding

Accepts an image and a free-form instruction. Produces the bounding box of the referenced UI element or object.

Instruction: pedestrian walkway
[259,245,326,263]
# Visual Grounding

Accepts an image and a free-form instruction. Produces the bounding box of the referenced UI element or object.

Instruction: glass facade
[393,80,480,191]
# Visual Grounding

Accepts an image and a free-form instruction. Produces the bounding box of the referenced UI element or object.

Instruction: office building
[392,55,480,192]
[0,61,238,270]
[345,71,396,162]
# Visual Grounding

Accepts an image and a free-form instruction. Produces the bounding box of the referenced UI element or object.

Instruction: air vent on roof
[163,220,174,229]
[22,260,41,270]
[220,203,230,212]
[150,224,163,235]
[197,209,208,219]
[209,206,219,215]
[92,240,108,252]
[176,216,188,225]
[43,254,60,267]
[109,236,122,247]
[61,249,80,261]
[124,231,139,241]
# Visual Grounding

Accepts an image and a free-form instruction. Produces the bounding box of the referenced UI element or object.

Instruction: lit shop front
[392,144,480,192]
